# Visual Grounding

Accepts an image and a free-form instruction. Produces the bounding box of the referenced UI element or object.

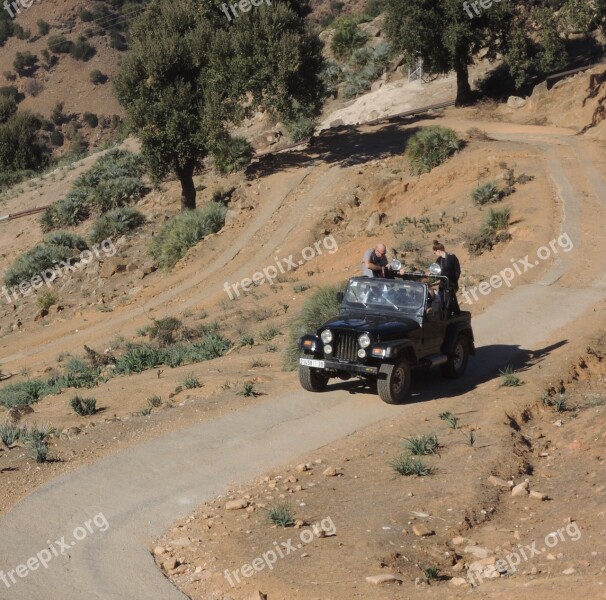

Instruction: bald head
[375,243,386,256]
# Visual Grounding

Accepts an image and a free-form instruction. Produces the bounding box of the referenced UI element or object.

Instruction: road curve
[0,132,605,600]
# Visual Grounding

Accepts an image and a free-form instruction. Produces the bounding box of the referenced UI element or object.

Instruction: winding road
[1,123,605,599]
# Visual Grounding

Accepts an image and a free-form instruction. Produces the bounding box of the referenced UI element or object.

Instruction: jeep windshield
[343,278,425,312]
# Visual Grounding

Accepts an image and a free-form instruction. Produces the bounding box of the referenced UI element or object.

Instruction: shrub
[0,111,47,173]
[147,395,162,408]
[29,439,48,463]
[0,379,48,408]
[4,232,87,287]
[82,112,98,128]
[70,395,97,416]
[284,116,317,142]
[466,207,512,256]
[266,502,295,527]
[61,358,103,388]
[41,150,144,230]
[439,411,458,429]
[471,181,500,206]
[89,69,107,85]
[149,203,227,269]
[109,31,127,51]
[482,207,511,234]
[70,37,95,61]
[13,51,37,76]
[284,283,345,370]
[0,95,17,124]
[183,373,201,389]
[48,35,73,54]
[406,127,460,174]
[365,0,385,18]
[390,454,434,476]
[212,136,253,175]
[50,130,64,146]
[0,422,21,446]
[148,317,183,346]
[88,206,145,245]
[37,20,50,36]
[37,290,58,310]
[331,18,368,60]
[0,85,19,101]
[70,133,88,157]
[405,433,440,455]
[259,326,280,341]
[238,382,259,397]
[499,366,522,387]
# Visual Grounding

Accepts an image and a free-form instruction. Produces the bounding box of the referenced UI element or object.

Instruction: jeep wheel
[377,359,411,404]
[441,335,469,379]
[299,364,329,392]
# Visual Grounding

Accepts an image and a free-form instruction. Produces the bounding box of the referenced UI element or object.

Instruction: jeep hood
[319,313,420,341]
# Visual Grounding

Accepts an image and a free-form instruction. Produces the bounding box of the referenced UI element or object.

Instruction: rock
[488,475,512,488]
[329,118,345,128]
[34,308,49,321]
[562,567,576,575]
[8,404,34,423]
[225,499,249,510]
[554,419,563,427]
[153,546,166,556]
[529,491,548,500]
[412,524,434,537]
[507,96,527,109]
[162,557,178,571]
[511,481,530,497]
[365,574,399,584]
[99,257,128,278]
[170,537,191,547]
[323,466,338,476]
[464,545,489,559]
[64,426,82,438]
[296,463,310,472]
[244,592,267,600]
[450,577,469,587]
[451,536,468,545]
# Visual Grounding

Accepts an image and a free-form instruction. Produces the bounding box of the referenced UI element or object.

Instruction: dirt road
[1,125,605,599]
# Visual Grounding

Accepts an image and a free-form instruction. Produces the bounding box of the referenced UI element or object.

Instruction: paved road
[0,132,604,599]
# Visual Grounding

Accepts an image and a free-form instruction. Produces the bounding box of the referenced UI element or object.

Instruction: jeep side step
[421,353,448,368]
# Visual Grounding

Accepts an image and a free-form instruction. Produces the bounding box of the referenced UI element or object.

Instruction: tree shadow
[321,340,567,404]
[246,113,443,180]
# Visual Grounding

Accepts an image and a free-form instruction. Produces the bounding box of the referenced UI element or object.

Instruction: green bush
[0,85,19,102]
[83,112,98,127]
[48,35,73,54]
[41,150,144,230]
[471,181,500,206]
[0,95,17,124]
[331,18,368,60]
[406,127,460,174]
[4,232,87,286]
[70,395,97,416]
[70,37,95,61]
[13,51,37,76]
[482,207,511,234]
[149,203,227,269]
[89,69,107,85]
[0,379,48,408]
[212,136,253,175]
[88,206,145,245]
[466,208,512,256]
[50,130,64,146]
[37,20,50,36]
[0,111,47,173]
[284,116,317,142]
[284,283,345,370]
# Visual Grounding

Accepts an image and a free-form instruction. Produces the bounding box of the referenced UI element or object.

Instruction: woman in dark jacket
[432,240,461,315]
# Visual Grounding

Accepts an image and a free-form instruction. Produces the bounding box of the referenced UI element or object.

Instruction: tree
[384,0,514,105]
[115,0,325,210]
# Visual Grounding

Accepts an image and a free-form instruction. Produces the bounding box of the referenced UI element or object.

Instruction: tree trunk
[454,60,473,107]
[176,164,196,210]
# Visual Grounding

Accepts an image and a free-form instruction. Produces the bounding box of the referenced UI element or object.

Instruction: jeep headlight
[358,333,371,348]
[320,329,333,344]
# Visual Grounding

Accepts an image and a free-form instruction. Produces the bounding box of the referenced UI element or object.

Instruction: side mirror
[337,291,344,303]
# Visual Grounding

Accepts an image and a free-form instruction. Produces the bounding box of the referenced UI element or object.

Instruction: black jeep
[298,270,475,404]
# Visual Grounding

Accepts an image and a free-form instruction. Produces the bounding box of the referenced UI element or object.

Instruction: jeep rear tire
[377,358,411,404]
[299,363,329,392]
[441,334,469,379]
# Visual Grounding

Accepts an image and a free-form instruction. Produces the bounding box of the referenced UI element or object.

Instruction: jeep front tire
[377,358,411,404]
[299,364,329,392]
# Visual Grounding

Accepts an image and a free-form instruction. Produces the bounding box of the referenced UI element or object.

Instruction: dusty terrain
[1,54,606,600]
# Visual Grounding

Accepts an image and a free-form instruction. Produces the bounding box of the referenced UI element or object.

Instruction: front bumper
[299,357,378,376]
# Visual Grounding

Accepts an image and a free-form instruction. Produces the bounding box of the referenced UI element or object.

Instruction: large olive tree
[115,0,325,209]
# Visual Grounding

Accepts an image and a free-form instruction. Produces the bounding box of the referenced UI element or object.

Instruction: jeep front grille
[335,332,360,362]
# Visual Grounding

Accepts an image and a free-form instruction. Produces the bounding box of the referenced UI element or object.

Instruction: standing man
[432,240,461,315]
[362,243,391,277]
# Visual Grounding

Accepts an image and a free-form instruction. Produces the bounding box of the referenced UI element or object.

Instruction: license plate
[299,358,325,368]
